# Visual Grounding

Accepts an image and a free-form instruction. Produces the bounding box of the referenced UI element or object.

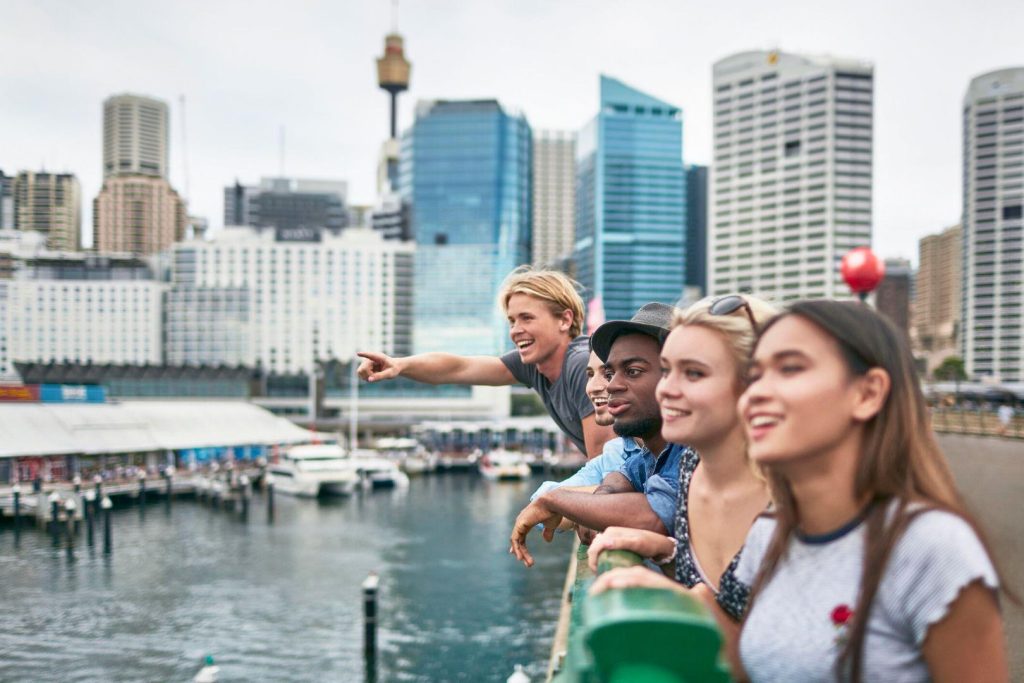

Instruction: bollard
[138,473,147,510]
[64,498,77,561]
[363,571,379,682]
[240,475,250,522]
[101,496,113,555]
[12,483,22,543]
[266,480,275,524]
[84,489,96,546]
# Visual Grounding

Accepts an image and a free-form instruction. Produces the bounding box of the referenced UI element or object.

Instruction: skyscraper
[708,50,874,301]
[532,130,576,268]
[13,171,81,251]
[685,165,708,296]
[224,177,349,234]
[400,99,531,355]
[875,257,912,335]
[574,76,686,322]
[912,224,962,374]
[103,94,170,179]
[0,170,14,230]
[93,176,186,255]
[962,67,1024,381]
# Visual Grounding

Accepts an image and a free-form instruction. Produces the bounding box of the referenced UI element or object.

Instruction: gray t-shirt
[501,336,594,454]
[737,505,999,682]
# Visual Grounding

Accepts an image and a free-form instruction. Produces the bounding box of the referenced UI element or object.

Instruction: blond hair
[498,266,585,338]
[672,295,779,390]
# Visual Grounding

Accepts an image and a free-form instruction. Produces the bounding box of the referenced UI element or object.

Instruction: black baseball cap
[590,302,678,362]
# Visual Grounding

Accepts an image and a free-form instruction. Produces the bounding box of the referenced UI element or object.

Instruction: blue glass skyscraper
[574,76,686,322]
[400,100,531,355]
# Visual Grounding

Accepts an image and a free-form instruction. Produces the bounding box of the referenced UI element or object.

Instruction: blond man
[357,267,615,457]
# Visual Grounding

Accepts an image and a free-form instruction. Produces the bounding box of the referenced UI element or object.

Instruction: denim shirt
[617,442,689,532]
[530,437,641,501]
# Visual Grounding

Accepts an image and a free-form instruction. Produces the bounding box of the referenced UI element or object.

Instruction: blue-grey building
[574,76,686,322]
[685,164,707,296]
[400,99,532,355]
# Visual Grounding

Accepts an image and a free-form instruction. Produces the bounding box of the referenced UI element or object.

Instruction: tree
[933,356,967,382]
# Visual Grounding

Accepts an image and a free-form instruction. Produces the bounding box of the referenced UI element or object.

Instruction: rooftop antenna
[278,126,286,177]
[179,94,191,203]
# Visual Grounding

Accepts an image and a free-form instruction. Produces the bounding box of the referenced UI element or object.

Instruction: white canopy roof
[0,400,318,459]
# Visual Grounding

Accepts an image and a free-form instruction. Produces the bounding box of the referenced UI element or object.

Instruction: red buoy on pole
[840,247,885,301]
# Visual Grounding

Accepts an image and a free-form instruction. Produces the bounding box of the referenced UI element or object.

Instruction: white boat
[351,449,411,489]
[478,449,532,481]
[268,444,360,497]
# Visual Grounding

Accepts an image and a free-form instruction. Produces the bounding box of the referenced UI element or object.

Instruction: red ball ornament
[840,247,885,295]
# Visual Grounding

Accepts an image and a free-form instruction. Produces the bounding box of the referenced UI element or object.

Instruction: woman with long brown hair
[735,300,1008,681]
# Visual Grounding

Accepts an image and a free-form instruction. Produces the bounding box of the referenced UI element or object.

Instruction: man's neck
[535,336,572,383]
[644,432,667,457]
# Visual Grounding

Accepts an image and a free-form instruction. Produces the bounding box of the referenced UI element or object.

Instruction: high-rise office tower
[103,94,170,179]
[709,51,874,301]
[0,170,14,230]
[224,177,349,235]
[93,176,186,255]
[962,67,1024,381]
[401,99,531,355]
[12,171,82,251]
[875,257,912,335]
[685,165,708,296]
[912,224,962,374]
[532,130,576,268]
[574,76,686,321]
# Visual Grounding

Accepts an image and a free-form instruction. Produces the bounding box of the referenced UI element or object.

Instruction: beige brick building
[912,224,962,374]
[13,171,81,251]
[93,175,185,255]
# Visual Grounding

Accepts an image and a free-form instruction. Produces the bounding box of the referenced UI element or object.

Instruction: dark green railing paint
[552,546,733,683]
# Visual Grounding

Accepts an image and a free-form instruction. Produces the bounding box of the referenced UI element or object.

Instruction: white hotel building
[0,231,163,378]
[165,226,413,374]
[962,67,1024,382]
[708,50,874,301]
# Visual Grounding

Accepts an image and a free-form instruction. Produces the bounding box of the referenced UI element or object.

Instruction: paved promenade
[938,434,1023,679]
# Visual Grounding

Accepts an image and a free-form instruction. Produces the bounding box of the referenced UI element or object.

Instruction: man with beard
[509,303,688,567]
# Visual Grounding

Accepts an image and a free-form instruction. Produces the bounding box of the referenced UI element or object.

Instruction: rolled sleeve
[617,455,645,492]
[644,473,678,532]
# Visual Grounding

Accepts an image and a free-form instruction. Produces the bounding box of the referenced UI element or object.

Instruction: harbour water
[0,474,573,682]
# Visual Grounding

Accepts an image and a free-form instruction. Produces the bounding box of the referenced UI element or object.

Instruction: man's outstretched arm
[357,351,516,386]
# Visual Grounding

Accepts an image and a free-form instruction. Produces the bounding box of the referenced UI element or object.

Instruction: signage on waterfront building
[275,226,322,243]
[0,383,106,402]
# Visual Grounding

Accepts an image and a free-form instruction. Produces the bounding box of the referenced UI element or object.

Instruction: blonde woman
[589,294,776,623]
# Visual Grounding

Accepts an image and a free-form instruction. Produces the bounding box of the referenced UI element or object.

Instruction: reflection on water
[0,475,572,682]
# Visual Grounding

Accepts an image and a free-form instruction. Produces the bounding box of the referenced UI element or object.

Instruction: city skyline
[2,0,1023,264]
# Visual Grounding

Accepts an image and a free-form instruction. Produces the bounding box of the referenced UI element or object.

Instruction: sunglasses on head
[709,294,758,333]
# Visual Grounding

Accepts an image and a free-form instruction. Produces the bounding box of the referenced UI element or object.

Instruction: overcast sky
[3,0,1022,262]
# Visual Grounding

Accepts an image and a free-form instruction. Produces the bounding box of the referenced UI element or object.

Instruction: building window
[784,140,800,157]
[1004,205,1023,220]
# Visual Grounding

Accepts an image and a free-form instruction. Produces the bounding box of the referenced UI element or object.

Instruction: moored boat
[478,448,531,481]
[268,444,360,497]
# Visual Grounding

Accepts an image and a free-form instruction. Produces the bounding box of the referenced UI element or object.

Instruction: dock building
[708,50,874,301]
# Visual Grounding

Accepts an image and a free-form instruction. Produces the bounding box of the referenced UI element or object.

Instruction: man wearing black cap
[509,303,690,567]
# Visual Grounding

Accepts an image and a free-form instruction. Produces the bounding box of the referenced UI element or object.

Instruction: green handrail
[552,545,733,683]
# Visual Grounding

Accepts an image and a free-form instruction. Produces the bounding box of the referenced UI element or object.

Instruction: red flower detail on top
[830,604,854,648]
[831,604,854,626]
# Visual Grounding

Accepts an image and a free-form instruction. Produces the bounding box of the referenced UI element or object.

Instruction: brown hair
[742,300,1009,682]
[498,266,585,338]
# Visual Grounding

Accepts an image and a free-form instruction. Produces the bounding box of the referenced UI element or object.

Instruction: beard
[613,415,662,439]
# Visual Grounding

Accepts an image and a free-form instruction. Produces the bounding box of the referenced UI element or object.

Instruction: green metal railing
[551,545,733,683]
